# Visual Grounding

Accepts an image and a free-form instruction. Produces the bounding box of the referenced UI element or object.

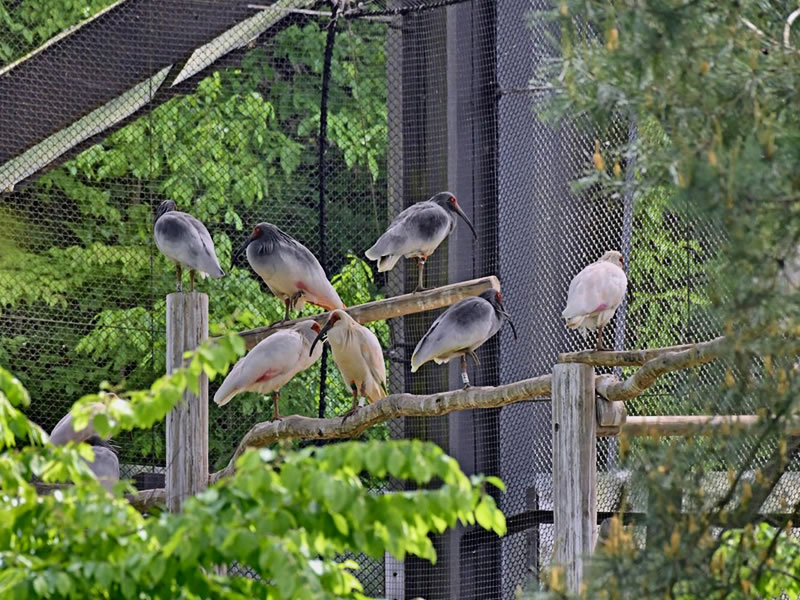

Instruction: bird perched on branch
[235,222,344,322]
[50,402,120,492]
[365,191,477,292]
[214,321,324,420]
[562,250,628,351]
[411,289,517,388]
[310,310,387,419]
[153,200,225,292]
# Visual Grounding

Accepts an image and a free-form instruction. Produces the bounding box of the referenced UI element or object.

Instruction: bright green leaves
[0,367,44,449]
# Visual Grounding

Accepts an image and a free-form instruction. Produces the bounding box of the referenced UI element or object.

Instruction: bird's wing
[213,331,303,405]
[49,402,105,445]
[184,214,225,277]
[562,263,627,319]
[359,326,387,398]
[366,203,449,260]
[155,213,223,277]
[283,241,345,310]
[411,298,495,370]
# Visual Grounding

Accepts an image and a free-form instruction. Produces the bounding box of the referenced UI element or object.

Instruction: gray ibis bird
[50,403,120,492]
[410,289,516,388]
[310,310,387,417]
[214,320,324,420]
[365,191,477,292]
[562,250,628,350]
[235,223,344,322]
[154,200,225,292]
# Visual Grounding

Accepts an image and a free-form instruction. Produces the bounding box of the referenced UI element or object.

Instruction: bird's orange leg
[271,391,282,421]
[460,354,471,389]
[341,383,360,422]
[596,325,604,351]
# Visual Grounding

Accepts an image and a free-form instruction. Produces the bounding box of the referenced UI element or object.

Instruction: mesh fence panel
[1,0,787,598]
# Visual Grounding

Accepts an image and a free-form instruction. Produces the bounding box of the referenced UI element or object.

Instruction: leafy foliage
[534,1,800,598]
[0,14,389,468]
[0,349,506,600]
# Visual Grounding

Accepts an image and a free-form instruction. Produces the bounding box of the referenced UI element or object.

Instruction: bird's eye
[253,226,261,236]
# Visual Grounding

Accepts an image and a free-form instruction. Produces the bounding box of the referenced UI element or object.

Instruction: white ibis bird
[50,403,120,492]
[310,310,387,418]
[365,191,477,292]
[154,200,225,292]
[410,289,516,388]
[562,250,628,351]
[214,320,324,420]
[235,223,344,322]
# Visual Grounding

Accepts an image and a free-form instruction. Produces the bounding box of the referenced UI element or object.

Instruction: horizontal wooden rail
[618,415,800,437]
[231,275,500,350]
[558,342,705,367]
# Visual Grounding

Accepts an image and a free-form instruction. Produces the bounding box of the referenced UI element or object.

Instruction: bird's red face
[449,195,458,209]
[311,321,322,333]
[252,225,263,238]
[328,313,342,327]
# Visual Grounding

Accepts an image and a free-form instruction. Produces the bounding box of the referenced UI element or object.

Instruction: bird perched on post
[411,289,517,388]
[365,191,477,292]
[153,200,225,292]
[50,402,120,492]
[214,320,324,420]
[562,250,628,351]
[310,310,387,418]
[235,222,344,322]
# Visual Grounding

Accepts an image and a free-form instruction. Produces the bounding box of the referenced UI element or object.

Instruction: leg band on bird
[460,354,471,388]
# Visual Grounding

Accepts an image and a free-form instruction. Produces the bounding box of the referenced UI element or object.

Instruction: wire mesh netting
[1,0,788,598]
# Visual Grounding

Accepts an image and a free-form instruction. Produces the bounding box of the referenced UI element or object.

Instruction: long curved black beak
[453,204,477,239]
[310,319,334,356]
[234,235,253,261]
[496,299,517,340]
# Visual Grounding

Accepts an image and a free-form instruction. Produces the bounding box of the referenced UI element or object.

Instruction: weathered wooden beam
[552,363,596,594]
[596,398,626,437]
[210,373,551,483]
[558,341,706,367]
[617,415,800,437]
[34,482,166,513]
[595,337,727,402]
[165,292,209,513]
[234,275,500,350]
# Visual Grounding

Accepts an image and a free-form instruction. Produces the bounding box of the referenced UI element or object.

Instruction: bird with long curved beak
[310,310,387,419]
[562,250,627,350]
[153,200,225,292]
[50,401,121,492]
[235,222,344,323]
[411,289,517,389]
[365,191,477,292]
[214,321,324,420]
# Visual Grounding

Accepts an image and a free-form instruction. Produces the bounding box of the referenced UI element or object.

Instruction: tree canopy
[534,1,800,598]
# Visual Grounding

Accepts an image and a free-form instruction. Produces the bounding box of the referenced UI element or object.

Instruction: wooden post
[165,292,209,513]
[552,363,596,594]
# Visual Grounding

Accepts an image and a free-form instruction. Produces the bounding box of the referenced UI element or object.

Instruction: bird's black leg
[461,354,471,389]
[176,264,182,293]
[283,298,291,323]
[596,325,604,351]
[189,270,196,292]
[271,391,282,421]
[413,256,427,293]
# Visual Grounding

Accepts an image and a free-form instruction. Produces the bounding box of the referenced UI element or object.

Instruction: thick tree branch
[230,276,500,350]
[209,375,552,483]
[594,337,727,401]
[558,337,724,367]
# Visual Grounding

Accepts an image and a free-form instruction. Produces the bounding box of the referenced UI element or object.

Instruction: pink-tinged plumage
[214,321,323,419]
[235,222,344,321]
[310,310,387,417]
[562,250,628,350]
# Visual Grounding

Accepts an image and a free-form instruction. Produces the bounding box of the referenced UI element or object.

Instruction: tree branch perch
[595,337,727,401]
[209,374,552,483]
